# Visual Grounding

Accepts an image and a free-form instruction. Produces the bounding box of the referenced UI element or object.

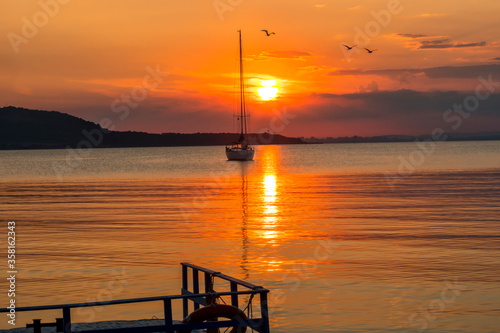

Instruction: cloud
[328,64,500,81]
[313,89,500,118]
[301,89,500,135]
[248,51,313,61]
[393,34,485,50]
[422,64,500,78]
[395,33,429,39]
[492,57,500,61]
[314,89,460,118]
[328,68,420,84]
[298,65,330,76]
[328,69,415,76]
[359,81,379,93]
[419,39,486,49]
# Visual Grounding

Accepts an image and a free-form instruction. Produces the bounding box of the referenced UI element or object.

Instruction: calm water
[1,142,499,332]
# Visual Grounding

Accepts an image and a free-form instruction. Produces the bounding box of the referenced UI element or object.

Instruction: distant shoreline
[301,136,500,144]
[0,142,298,151]
[0,106,304,150]
[2,138,500,151]
[0,137,305,150]
[1,106,499,150]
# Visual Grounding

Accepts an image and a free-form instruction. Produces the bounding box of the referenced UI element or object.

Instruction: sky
[1,0,500,137]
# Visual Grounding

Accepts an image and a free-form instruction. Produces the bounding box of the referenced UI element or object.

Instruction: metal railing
[1,263,270,333]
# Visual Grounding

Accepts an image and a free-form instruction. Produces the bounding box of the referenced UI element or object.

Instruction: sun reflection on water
[264,175,277,203]
[259,147,281,252]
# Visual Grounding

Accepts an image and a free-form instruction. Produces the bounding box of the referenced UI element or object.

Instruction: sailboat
[226,30,255,161]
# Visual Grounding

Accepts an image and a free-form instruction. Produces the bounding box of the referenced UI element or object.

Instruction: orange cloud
[248,51,313,61]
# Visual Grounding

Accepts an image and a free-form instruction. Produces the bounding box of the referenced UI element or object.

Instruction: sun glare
[257,80,279,101]
[264,174,277,202]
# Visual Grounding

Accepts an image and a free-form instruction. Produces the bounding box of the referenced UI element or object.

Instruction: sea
[0,141,499,332]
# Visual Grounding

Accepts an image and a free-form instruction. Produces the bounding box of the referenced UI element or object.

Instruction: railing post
[56,318,64,332]
[204,272,211,292]
[182,264,188,318]
[163,298,175,333]
[62,307,71,333]
[259,292,270,333]
[193,269,200,311]
[28,319,42,333]
[204,271,213,306]
[230,282,238,307]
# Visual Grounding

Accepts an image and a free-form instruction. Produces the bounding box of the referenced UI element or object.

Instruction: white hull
[226,148,255,161]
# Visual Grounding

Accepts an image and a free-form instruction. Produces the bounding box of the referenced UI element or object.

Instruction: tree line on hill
[0,107,304,149]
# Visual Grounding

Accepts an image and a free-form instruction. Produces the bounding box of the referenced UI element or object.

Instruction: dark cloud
[420,39,449,46]
[82,88,500,136]
[328,68,420,84]
[493,57,500,61]
[358,80,379,93]
[328,68,417,76]
[313,90,464,118]
[423,64,500,78]
[396,33,429,39]
[393,34,486,49]
[419,39,486,49]
[328,64,500,81]
[25,87,500,137]
[300,89,500,134]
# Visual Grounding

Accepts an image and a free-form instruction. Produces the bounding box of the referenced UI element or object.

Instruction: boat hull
[226,148,255,161]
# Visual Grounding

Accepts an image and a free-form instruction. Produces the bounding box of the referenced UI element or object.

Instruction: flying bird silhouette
[261,30,275,36]
[342,44,357,50]
[364,48,377,53]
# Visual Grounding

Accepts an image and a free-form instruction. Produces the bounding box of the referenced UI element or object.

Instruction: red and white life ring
[178,304,247,333]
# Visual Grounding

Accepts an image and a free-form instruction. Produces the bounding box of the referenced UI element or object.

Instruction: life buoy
[177,304,247,333]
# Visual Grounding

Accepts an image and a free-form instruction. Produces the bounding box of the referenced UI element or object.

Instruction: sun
[256,80,279,101]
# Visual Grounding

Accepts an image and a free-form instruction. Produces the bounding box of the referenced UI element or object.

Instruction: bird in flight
[364,48,377,53]
[342,44,357,50]
[261,30,275,36]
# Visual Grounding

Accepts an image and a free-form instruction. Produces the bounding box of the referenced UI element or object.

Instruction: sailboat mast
[226,31,254,161]
[238,30,247,137]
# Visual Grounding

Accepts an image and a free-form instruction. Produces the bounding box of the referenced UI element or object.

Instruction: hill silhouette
[0,107,304,149]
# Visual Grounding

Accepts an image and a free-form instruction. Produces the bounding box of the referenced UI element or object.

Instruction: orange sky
[2,0,500,137]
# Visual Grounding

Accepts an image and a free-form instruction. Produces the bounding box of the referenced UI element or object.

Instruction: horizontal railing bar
[181,262,261,290]
[174,318,261,331]
[77,325,166,333]
[0,290,267,313]
[181,289,207,306]
[54,318,263,333]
